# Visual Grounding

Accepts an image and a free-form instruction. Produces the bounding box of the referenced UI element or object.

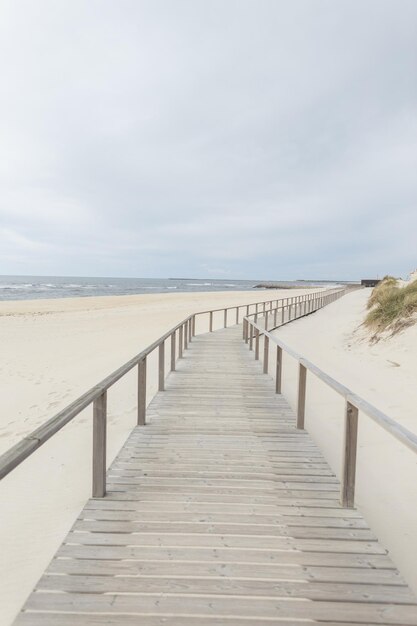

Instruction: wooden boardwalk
[14,326,417,625]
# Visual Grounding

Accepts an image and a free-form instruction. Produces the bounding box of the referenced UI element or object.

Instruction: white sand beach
[0,287,312,625]
[2,286,417,623]
[271,288,417,593]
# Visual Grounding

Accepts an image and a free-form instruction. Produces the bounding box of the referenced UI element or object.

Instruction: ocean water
[0,275,338,301]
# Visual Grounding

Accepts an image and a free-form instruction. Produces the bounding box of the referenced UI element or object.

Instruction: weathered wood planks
[13,326,417,625]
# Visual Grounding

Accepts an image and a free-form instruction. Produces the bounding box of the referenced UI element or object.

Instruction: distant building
[361,279,381,287]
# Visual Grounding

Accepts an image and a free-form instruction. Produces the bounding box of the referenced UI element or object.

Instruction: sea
[0,275,341,301]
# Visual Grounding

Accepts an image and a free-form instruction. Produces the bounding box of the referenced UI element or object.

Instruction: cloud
[0,0,416,279]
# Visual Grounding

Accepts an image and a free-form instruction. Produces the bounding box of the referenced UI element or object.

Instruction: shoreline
[0,288,283,314]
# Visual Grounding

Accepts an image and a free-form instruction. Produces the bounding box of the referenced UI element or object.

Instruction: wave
[63,284,101,289]
[0,276,265,301]
[0,284,34,289]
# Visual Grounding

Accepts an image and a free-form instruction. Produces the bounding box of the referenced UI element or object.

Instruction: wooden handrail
[244,291,417,508]
[0,287,333,486]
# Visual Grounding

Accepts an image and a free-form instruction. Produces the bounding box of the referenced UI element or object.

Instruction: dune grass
[365,276,417,335]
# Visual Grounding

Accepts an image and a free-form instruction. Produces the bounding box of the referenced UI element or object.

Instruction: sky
[0,0,416,281]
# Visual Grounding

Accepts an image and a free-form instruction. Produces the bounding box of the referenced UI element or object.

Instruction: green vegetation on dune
[365,276,417,335]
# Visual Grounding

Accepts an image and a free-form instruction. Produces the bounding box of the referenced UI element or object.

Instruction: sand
[3,286,416,622]
[0,287,313,625]
[271,288,417,593]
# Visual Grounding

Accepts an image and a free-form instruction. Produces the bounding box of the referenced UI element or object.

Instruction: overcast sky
[0,0,416,280]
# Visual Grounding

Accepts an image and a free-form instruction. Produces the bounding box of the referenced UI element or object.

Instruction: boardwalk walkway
[14,326,417,625]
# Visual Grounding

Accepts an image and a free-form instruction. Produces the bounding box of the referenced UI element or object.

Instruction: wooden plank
[137,358,146,425]
[275,345,282,393]
[297,363,306,429]
[178,325,183,357]
[64,531,385,553]
[92,392,106,498]
[22,593,417,624]
[171,331,176,371]
[263,335,269,374]
[79,510,365,526]
[158,341,165,391]
[83,499,362,517]
[47,558,405,585]
[72,518,374,539]
[13,615,409,626]
[184,321,188,350]
[341,400,359,507]
[56,544,394,567]
[35,574,416,604]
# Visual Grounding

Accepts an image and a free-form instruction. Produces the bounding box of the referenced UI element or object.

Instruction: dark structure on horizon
[361,279,381,287]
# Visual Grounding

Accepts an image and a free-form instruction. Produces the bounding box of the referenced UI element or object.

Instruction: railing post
[275,346,282,393]
[137,357,147,425]
[170,331,176,371]
[265,311,269,331]
[341,401,359,508]
[282,307,285,325]
[184,322,188,350]
[158,341,165,391]
[274,308,277,327]
[192,315,196,337]
[255,330,260,360]
[209,311,213,332]
[224,309,227,328]
[246,305,249,315]
[92,391,107,498]
[179,325,183,357]
[188,318,192,342]
[263,335,269,374]
[297,363,307,429]
[249,322,254,351]
[236,307,239,324]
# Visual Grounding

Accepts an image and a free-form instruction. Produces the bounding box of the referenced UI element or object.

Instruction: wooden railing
[243,297,417,508]
[243,287,344,336]
[0,287,340,498]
